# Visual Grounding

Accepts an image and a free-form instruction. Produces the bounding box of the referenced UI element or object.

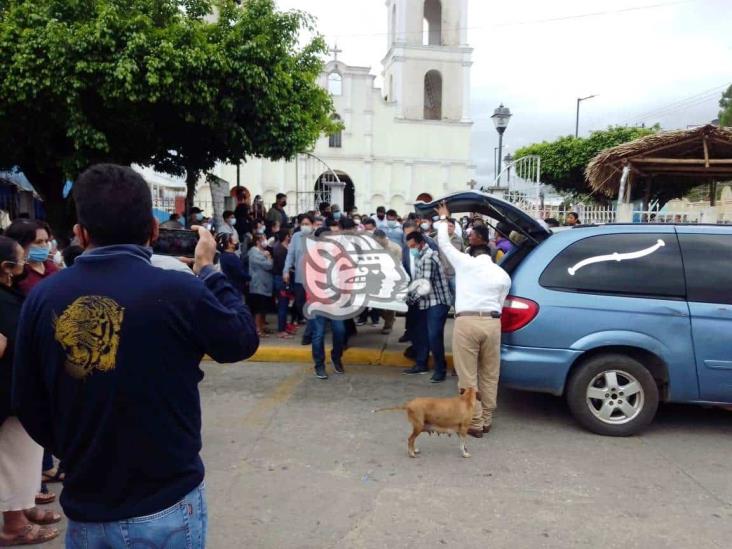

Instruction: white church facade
[204,0,475,216]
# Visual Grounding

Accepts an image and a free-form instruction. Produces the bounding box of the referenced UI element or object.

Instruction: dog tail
[371,405,407,413]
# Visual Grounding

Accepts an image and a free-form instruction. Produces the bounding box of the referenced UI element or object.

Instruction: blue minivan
[417,191,732,436]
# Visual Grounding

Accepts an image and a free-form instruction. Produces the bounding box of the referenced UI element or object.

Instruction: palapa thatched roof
[586,124,732,197]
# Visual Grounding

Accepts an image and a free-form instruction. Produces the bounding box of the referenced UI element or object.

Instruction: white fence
[501,191,616,225]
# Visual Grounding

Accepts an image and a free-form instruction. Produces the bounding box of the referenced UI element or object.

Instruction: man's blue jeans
[273,275,289,333]
[309,316,346,369]
[66,483,207,549]
[414,304,449,376]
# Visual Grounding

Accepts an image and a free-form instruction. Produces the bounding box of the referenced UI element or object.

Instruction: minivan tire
[566,354,659,436]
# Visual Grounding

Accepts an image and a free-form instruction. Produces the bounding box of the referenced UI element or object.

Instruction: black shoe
[430,375,446,384]
[402,366,429,375]
[301,337,312,346]
[403,346,416,359]
[332,360,345,374]
[314,368,328,380]
[355,320,366,326]
[398,333,410,343]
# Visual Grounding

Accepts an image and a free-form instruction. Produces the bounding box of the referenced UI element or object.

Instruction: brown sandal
[0,524,59,546]
[23,508,62,525]
[34,492,55,506]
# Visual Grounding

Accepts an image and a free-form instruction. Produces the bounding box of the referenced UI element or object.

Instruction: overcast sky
[276,0,732,186]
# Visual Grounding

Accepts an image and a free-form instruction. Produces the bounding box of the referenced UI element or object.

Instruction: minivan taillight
[501,296,539,333]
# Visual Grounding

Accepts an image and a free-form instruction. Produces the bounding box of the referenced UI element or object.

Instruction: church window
[329,114,342,148]
[424,70,442,120]
[423,0,442,46]
[328,72,342,96]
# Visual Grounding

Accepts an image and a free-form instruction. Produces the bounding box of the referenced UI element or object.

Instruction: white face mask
[420,222,430,231]
[300,225,313,234]
[228,218,236,226]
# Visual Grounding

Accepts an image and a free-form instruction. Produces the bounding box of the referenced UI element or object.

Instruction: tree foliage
[514,126,658,201]
[0,0,338,228]
[719,85,732,127]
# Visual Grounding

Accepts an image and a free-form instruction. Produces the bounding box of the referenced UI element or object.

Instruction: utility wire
[324,0,693,40]
[620,83,729,125]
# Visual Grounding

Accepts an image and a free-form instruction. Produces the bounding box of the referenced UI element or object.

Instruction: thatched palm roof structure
[586,125,732,201]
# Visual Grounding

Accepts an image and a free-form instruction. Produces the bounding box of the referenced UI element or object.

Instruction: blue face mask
[333,212,342,220]
[28,246,49,263]
[410,248,420,258]
[228,218,236,226]
[195,213,204,221]
[387,220,398,228]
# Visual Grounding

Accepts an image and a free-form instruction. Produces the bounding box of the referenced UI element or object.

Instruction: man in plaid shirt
[403,231,452,382]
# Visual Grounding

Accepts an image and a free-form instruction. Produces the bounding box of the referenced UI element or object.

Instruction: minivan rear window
[540,233,685,298]
[679,234,732,305]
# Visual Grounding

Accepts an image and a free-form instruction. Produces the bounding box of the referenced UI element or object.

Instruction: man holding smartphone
[13,164,259,548]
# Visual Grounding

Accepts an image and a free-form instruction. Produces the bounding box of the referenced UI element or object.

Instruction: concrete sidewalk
[251,315,455,368]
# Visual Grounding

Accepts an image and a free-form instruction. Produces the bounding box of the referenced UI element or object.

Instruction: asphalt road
[43,361,731,548]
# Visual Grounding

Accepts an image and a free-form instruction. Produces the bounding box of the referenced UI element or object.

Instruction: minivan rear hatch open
[414,190,551,246]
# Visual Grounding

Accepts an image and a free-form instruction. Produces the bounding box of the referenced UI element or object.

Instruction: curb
[249,345,454,369]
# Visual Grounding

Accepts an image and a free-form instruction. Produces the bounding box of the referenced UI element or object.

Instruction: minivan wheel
[566,354,659,436]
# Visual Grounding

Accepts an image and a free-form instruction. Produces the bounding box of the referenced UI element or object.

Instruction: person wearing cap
[434,202,511,437]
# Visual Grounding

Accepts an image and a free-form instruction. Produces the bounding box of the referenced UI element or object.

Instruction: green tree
[514,126,658,201]
[0,0,338,230]
[719,85,732,127]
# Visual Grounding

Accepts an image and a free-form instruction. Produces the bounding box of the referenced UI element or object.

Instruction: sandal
[41,468,64,483]
[23,508,62,525]
[0,524,59,546]
[34,492,55,506]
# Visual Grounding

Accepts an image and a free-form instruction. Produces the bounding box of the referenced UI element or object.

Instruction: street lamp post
[491,104,512,186]
[575,94,597,138]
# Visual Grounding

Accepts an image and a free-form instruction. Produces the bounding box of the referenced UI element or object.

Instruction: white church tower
[207,0,476,216]
[383,0,472,123]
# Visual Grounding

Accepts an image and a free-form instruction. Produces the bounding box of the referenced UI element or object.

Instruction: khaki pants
[382,310,396,330]
[452,316,501,429]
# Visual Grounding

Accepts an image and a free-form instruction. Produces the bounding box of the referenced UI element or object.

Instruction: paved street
[46,361,731,548]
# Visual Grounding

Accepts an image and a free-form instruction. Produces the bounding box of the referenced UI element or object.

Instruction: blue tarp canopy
[0,168,36,193]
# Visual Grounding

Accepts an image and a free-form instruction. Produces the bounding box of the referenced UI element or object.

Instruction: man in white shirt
[434,203,511,437]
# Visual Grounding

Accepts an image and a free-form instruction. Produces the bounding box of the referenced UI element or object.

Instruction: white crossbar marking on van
[567,239,665,276]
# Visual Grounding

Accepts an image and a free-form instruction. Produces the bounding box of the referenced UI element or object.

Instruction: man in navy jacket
[12,164,258,547]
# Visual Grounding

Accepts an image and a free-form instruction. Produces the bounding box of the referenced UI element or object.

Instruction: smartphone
[153,228,199,258]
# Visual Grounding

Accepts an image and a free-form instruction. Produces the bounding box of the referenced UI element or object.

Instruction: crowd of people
[0,163,583,547]
[158,193,537,382]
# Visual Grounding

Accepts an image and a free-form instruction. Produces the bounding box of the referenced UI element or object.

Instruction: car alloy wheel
[586,369,644,425]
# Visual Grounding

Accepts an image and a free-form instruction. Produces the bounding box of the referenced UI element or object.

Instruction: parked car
[417,191,732,436]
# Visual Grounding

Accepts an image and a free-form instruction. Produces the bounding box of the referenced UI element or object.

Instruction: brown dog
[373,387,477,458]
